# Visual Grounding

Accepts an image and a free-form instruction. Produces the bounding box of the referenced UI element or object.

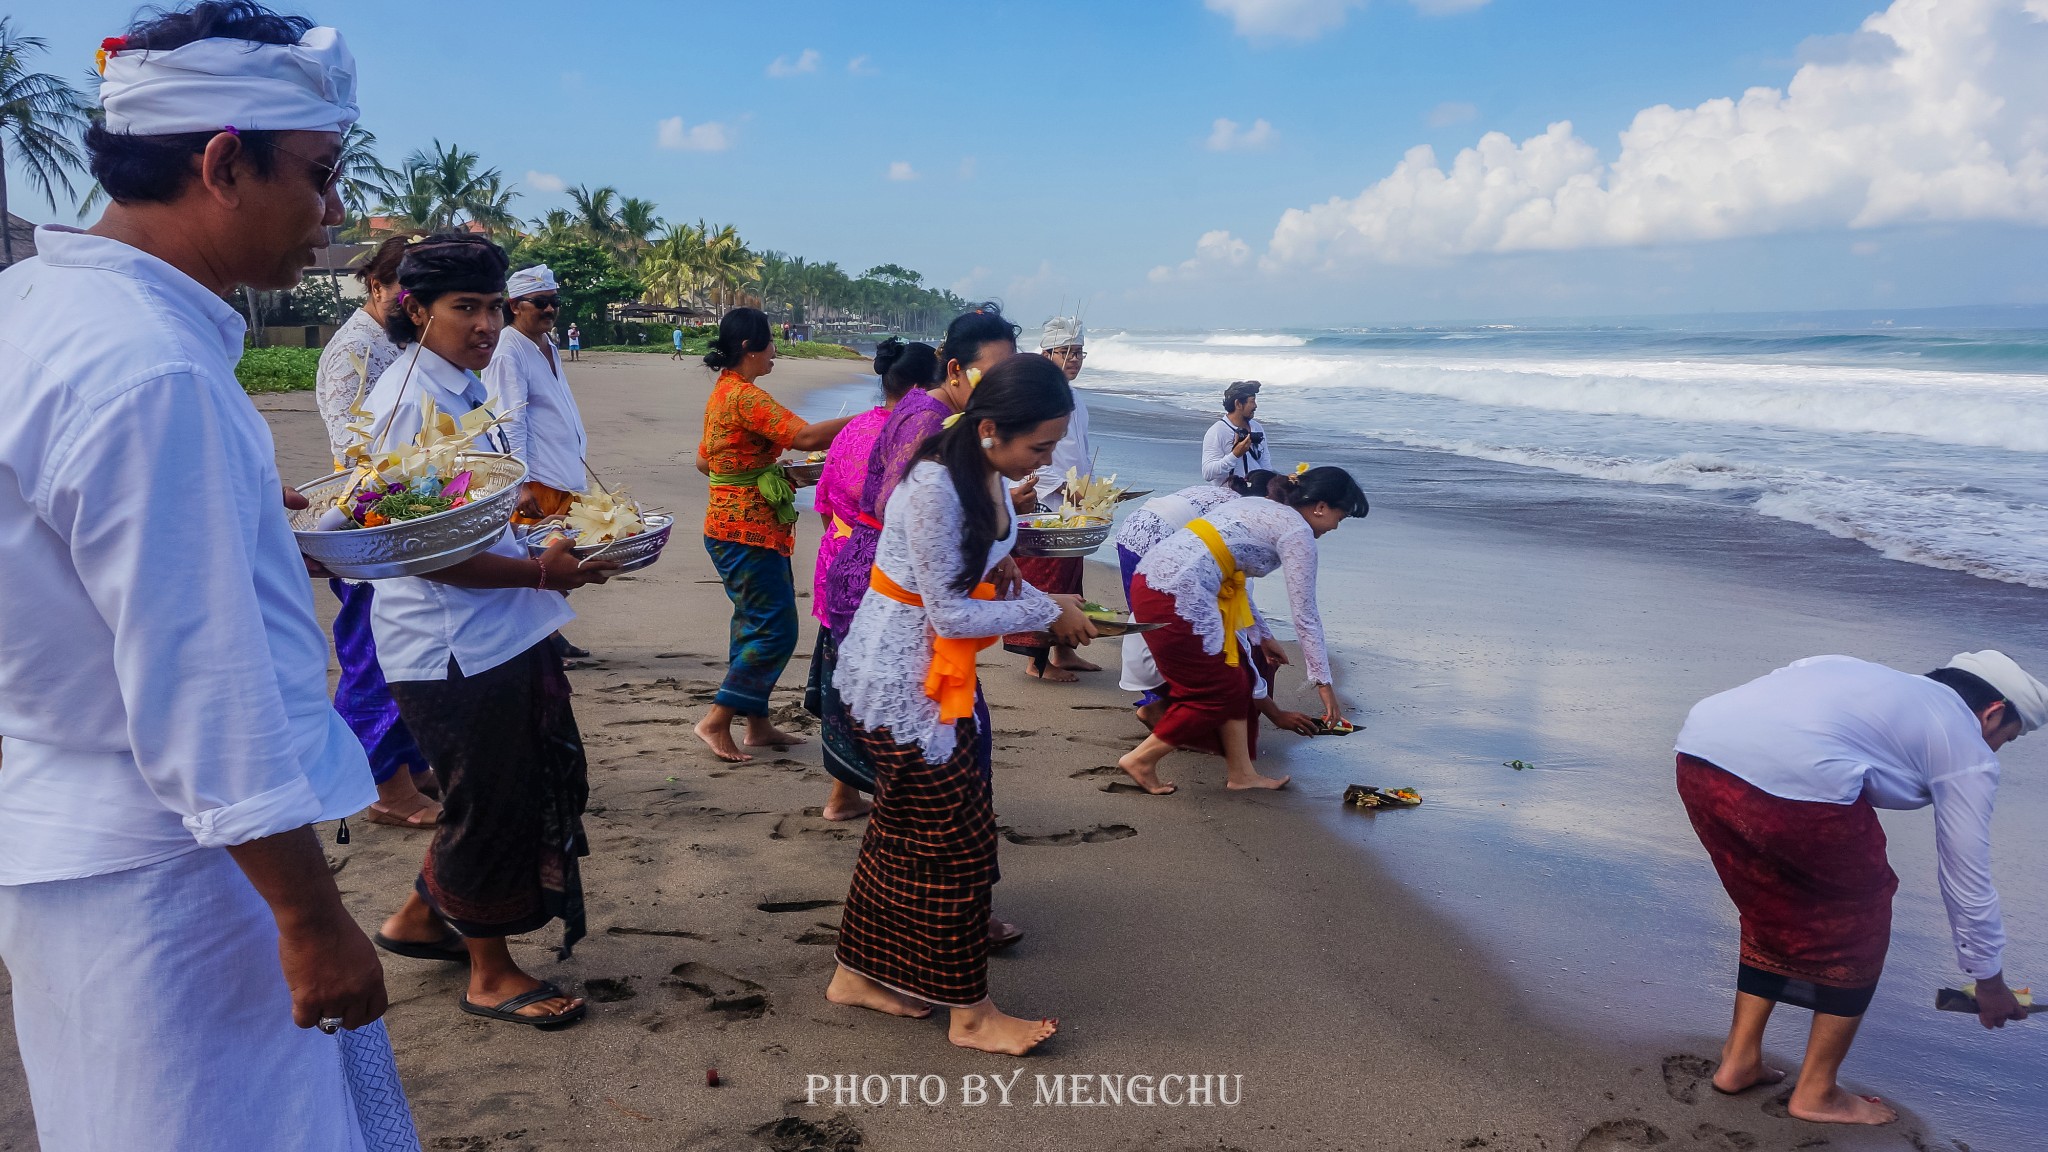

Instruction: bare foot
[1711,1060,1786,1095]
[1226,771,1291,791]
[1115,751,1178,795]
[1134,701,1165,730]
[822,791,873,822]
[1050,648,1100,673]
[694,715,753,762]
[743,722,808,749]
[1025,662,1079,683]
[950,1010,1058,1056]
[1787,1087,1897,1125]
[826,966,932,1018]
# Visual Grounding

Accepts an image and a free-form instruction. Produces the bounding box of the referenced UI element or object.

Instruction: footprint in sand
[1689,1124,1757,1152]
[582,977,637,1003]
[1661,1053,1717,1104]
[754,1114,864,1152]
[756,898,842,914]
[1068,765,1123,778]
[1064,733,1129,750]
[1572,1119,1669,1151]
[606,925,710,941]
[1000,824,1138,846]
[793,924,839,946]
[665,962,769,1020]
[770,815,857,842]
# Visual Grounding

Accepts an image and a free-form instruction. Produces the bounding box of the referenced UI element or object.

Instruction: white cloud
[524,170,566,193]
[1150,230,1253,282]
[950,266,992,297]
[847,54,877,75]
[1213,0,2048,272]
[888,161,918,181]
[1207,117,1276,151]
[656,116,732,152]
[767,49,821,77]
[1426,100,1477,128]
[1204,0,1490,38]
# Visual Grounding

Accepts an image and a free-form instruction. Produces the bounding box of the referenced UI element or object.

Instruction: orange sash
[868,566,997,722]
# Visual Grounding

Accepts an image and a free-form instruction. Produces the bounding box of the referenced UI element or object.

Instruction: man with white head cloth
[0,4,417,1149]
[1673,651,2039,1127]
[1002,316,1102,681]
[487,263,593,657]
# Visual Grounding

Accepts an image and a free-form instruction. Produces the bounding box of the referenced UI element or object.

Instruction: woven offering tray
[292,454,525,580]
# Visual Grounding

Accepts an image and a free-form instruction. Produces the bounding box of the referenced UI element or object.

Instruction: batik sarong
[703,536,799,716]
[329,579,425,785]
[1129,573,1260,759]
[835,716,999,1007]
[389,642,590,957]
[804,629,875,793]
[1002,555,1085,662]
[1676,753,1896,1016]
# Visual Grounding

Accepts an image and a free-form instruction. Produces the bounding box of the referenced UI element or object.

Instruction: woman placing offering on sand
[356,234,618,1028]
[804,338,940,820]
[1674,652,2039,1125]
[1119,468,1368,795]
[826,354,1094,1055]
[693,307,856,762]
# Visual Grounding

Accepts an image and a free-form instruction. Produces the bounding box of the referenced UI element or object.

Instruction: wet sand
[0,351,2020,1151]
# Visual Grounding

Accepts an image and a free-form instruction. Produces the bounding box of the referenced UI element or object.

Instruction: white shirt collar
[31,226,246,365]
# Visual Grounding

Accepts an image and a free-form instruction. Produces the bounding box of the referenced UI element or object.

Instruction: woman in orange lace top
[692,308,855,762]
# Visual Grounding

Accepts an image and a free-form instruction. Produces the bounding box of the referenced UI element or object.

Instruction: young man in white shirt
[0,5,414,1147]
[1674,651,2039,1127]
[1202,379,1273,487]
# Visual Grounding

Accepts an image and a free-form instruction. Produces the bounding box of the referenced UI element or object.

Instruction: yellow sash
[1187,517,1255,667]
[830,514,854,540]
[867,566,998,722]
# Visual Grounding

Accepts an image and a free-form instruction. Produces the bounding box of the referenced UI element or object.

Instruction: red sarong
[1129,574,1260,758]
[1002,555,1085,656]
[1676,753,1896,991]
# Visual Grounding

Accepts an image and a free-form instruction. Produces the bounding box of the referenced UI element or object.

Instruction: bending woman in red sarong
[1117,468,1368,795]
[825,354,1095,1055]
[1674,652,2040,1125]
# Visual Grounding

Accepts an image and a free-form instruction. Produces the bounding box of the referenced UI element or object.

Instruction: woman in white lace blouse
[827,354,1094,1057]
[1118,467,1369,795]
[314,235,408,466]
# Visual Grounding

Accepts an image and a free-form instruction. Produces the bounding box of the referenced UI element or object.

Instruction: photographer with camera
[1202,380,1274,487]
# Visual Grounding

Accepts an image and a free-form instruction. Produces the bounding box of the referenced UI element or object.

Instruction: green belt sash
[708,464,798,525]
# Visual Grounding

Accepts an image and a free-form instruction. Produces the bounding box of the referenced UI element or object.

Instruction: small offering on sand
[1935,984,2033,1015]
[1343,785,1420,809]
[1505,759,1534,771]
[1311,718,1357,736]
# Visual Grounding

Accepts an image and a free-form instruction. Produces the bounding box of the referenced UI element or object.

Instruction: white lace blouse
[314,307,400,465]
[836,462,1061,762]
[1114,484,1243,557]
[1133,496,1333,685]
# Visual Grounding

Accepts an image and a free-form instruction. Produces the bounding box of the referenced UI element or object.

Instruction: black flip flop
[374,931,470,964]
[459,981,587,1029]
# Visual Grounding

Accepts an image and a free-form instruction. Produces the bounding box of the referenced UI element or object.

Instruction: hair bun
[873,336,905,376]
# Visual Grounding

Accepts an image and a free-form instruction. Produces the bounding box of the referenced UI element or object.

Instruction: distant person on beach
[672,325,685,359]
[803,337,940,822]
[0,4,419,1146]
[361,235,618,1031]
[692,307,856,763]
[1674,652,2040,1126]
[566,322,581,360]
[826,353,1091,1054]
[1003,316,1100,683]
[1203,380,1273,486]
[1118,468,1366,795]
[315,233,443,829]
[1114,473,1318,736]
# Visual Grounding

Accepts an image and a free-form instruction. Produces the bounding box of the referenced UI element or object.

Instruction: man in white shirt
[1674,652,2039,1127]
[1002,316,1101,681]
[0,5,415,1148]
[1202,380,1273,487]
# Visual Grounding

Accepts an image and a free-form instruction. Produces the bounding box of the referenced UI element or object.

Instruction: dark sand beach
[1,352,2037,1151]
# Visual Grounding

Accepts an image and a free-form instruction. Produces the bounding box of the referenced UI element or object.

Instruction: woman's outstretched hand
[1047,594,1099,648]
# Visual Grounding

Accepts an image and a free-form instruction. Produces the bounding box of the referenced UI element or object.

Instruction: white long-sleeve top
[1030,387,1091,508]
[1201,416,1272,487]
[482,327,587,493]
[836,462,1061,763]
[1114,483,1243,558]
[314,306,400,465]
[1676,655,2007,980]
[0,226,374,884]
[1134,496,1333,685]
[359,343,572,682]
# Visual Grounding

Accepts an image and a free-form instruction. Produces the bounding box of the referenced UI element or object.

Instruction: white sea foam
[1197,333,1308,347]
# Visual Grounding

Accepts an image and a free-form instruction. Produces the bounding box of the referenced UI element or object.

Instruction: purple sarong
[329,579,425,785]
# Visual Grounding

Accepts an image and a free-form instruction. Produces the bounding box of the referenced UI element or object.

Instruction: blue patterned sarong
[329,580,426,785]
[703,537,800,716]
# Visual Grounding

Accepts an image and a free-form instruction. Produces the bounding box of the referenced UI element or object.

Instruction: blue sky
[13,0,2048,327]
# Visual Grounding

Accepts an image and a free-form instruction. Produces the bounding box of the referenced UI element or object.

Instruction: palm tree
[465,173,521,236]
[334,123,395,220]
[614,195,663,267]
[367,140,515,235]
[0,19,89,266]
[566,184,621,246]
[640,221,709,308]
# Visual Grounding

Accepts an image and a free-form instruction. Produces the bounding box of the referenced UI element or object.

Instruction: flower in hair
[941,413,963,429]
[94,37,126,75]
[1295,461,1311,475]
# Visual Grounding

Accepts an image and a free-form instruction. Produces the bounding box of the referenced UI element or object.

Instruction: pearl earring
[981,436,995,449]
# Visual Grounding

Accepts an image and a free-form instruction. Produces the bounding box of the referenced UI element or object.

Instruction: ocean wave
[1199,333,1307,347]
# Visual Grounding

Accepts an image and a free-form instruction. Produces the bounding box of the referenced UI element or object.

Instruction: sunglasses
[519,295,562,311]
[266,141,346,195]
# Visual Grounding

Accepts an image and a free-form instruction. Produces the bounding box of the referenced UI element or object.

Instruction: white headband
[507,265,558,298]
[1040,316,1084,351]
[98,27,359,136]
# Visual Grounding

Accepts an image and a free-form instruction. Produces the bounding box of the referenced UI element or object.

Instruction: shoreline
[0,351,2022,1150]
